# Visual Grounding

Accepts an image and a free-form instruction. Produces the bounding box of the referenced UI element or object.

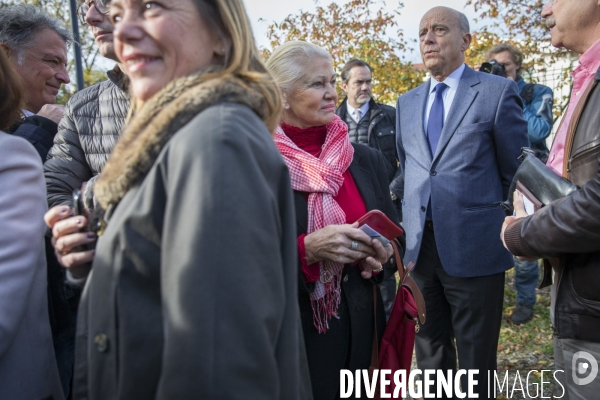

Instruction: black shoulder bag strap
[520,83,536,105]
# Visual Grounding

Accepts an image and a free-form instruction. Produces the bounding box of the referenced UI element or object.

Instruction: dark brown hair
[340,59,372,84]
[0,48,24,131]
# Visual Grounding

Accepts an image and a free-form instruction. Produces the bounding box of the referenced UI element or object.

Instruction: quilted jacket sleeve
[44,79,129,210]
[44,100,93,209]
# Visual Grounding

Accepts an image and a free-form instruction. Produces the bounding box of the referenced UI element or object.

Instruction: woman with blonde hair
[267,41,401,399]
[46,0,311,398]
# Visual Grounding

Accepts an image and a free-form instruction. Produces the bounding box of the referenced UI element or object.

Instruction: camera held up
[480,60,507,78]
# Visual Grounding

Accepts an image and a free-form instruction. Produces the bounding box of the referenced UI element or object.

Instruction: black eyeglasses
[77,0,110,25]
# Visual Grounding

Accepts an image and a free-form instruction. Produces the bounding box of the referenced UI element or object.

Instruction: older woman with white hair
[266,41,402,399]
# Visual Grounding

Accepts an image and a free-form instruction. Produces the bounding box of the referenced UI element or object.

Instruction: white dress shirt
[423,63,466,132]
[346,101,370,123]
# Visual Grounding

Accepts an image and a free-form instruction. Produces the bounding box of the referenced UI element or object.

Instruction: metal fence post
[68,0,85,91]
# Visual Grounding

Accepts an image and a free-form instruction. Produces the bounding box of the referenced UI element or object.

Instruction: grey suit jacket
[396,66,529,277]
[0,132,64,400]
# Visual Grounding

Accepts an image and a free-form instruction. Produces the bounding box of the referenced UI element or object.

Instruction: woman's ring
[351,240,358,251]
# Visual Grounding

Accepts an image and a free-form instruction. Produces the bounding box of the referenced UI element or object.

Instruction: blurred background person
[486,42,554,325]
[502,0,600,396]
[267,41,399,400]
[42,0,130,396]
[0,47,64,400]
[0,4,71,161]
[335,58,401,320]
[46,0,311,398]
[487,43,554,163]
[335,59,402,216]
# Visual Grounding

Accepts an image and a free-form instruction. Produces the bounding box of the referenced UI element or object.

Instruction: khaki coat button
[94,334,109,353]
[343,275,349,283]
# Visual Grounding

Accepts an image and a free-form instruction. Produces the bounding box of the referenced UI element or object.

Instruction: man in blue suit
[395,7,528,398]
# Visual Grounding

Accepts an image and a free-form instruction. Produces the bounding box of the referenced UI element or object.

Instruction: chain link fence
[522,52,579,144]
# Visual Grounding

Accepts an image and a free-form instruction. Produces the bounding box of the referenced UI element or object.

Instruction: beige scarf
[95,72,271,211]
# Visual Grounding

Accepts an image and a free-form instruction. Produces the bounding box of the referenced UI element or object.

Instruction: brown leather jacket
[504,66,600,342]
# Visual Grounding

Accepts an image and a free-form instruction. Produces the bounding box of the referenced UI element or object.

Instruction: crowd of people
[0,0,598,399]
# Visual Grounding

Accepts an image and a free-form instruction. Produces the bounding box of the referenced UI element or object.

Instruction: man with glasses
[45,0,129,216]
[76,0,112,60]
[43,0,129,396]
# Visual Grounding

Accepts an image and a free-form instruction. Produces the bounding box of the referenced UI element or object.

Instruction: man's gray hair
[0,4,72,65]
[459,12,470,35]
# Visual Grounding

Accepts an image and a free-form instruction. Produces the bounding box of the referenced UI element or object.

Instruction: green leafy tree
[261,0,425,105]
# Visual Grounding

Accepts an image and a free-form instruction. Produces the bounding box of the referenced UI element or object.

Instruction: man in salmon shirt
[502,0,600,397]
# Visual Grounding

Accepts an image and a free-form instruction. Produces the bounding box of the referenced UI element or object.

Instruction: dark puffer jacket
[44,66,129,210]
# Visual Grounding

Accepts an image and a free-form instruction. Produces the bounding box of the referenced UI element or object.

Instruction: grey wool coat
[0,132,64,400]
[72,102,312,399]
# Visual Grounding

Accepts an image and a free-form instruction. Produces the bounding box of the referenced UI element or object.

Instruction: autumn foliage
[261,0,426,105]
[466,0,575,117]
[261,0,574,117]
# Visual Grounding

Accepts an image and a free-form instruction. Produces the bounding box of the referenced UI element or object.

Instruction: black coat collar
[335,97,381,122]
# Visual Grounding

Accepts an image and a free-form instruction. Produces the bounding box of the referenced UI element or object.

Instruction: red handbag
[355,210,426,396]
[378,255,426,396]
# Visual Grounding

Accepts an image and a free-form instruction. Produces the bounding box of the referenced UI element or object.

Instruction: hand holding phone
[358,223,390,247]
[72,189,87,227]
[44,202,96,279]
[354,210,401,277]
[72,189,97,253]
[355,210,404,240]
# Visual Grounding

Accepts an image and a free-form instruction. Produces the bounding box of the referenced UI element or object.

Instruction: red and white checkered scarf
[274,115,354,333]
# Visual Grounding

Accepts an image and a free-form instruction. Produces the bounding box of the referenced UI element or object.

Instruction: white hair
[266,41,332,95]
